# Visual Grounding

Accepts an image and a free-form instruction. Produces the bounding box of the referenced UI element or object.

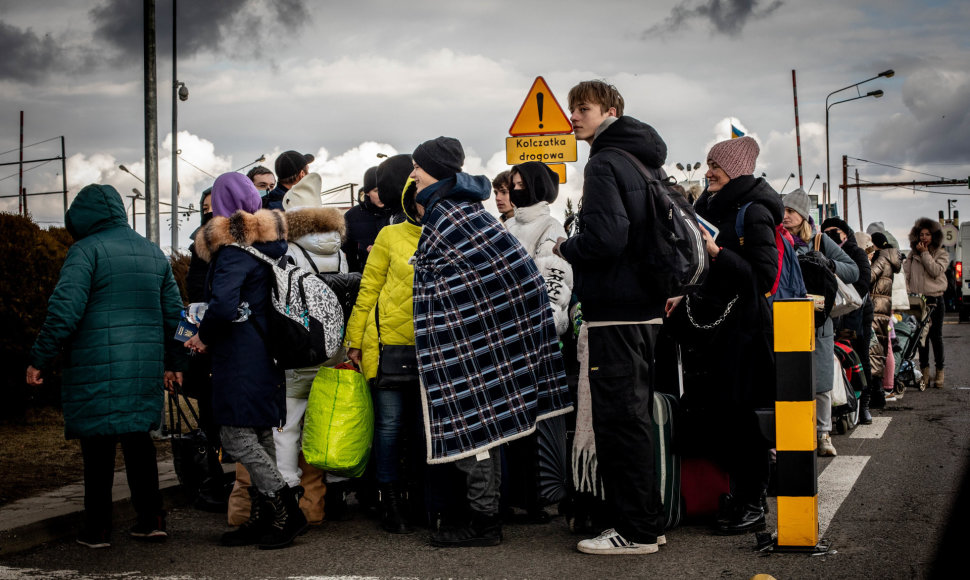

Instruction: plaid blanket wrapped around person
[413,175,573,464]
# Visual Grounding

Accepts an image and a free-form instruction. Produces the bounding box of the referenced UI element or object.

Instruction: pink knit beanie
[707,136,760,179]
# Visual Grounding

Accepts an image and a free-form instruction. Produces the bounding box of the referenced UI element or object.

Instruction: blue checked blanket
[413,191,572,464]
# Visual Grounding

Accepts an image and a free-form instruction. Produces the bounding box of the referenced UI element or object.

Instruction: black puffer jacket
[821,218,871,299]
[681,176,784,409]
[341,198,392,273]
[558,115,668,321]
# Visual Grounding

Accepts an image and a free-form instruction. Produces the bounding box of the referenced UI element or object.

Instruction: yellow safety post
[771,298,828,553]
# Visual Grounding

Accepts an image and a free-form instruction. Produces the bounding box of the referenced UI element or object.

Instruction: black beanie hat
[375,154,413,211]
[362,166,378,193]
[820,217,853,237]
[871,232,892,249]
[412,136,464,180]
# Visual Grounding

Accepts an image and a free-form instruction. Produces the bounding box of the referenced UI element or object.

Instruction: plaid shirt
[413,198,572,463]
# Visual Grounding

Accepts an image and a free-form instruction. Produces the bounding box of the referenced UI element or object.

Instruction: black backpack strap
[292,242,319,274]
[599,146,662,183]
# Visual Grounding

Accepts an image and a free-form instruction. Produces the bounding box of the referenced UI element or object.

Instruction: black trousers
[919,296,945,369]
[587,323,664,543]
[79,432,163,533]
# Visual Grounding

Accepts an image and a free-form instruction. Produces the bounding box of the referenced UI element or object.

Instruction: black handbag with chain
[374,307,418,389]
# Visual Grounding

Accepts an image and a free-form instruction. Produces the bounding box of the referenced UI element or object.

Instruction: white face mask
[257,189,269,197]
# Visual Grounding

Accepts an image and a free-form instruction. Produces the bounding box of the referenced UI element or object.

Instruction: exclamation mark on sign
[536,92,544,129]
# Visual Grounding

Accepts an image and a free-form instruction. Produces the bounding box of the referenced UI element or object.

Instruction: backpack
[734,202,807,303]
[233,244,344,369]
[602,147,709,297]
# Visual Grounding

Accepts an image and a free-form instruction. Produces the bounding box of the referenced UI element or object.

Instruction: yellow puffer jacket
[344,221,421,380]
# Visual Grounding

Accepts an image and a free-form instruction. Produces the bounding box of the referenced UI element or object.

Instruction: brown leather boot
[934,368,945,388]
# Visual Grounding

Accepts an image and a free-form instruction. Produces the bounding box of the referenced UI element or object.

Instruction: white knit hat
[282,173,323,211]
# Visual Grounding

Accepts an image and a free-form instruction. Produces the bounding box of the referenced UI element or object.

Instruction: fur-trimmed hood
[909,217,943,252]
[194,209,287,263]
[285,207,345,241]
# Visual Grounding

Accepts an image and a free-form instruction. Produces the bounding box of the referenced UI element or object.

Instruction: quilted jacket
[29,184,184,439]
[344,220,422,380]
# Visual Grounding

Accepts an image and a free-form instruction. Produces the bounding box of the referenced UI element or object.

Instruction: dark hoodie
[558,115,669,321]
[510,161,559,208]
[821,217,871,299]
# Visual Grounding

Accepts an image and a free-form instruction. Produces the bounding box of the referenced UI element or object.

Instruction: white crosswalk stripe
[849,416,892,438]
[818,455,870,537]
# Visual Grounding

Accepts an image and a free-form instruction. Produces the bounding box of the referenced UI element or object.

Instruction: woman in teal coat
[27,183,185,548]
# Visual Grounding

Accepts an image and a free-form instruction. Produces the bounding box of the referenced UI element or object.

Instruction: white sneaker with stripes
[577,528,662,555]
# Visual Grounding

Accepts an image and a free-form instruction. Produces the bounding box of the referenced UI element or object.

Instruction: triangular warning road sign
[509,76,573,136]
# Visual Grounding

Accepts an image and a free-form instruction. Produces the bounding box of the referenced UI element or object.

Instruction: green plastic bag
[303,367,373,478]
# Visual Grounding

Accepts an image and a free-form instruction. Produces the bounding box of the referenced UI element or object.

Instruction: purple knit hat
[211,172,262,217]
[707,136,760,179]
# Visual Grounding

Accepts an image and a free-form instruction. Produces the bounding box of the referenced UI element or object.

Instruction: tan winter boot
[920,366,930,390]
[934,368,945,389]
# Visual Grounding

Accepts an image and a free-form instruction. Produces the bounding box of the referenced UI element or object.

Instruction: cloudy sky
[1,0,968,251]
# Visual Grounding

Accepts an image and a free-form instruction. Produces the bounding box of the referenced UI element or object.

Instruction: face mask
[257,189,269,198]
[201,212,214,226]
[509,187,531,208]
[825,229,843,246]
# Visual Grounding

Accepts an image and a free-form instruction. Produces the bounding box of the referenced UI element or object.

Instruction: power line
[847,156,952,181]
[0,159,56,182]
[0,136,62,158]
[177,154,216,179]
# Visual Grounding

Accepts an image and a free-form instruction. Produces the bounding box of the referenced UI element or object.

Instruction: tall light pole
[781,172,796,194]
[171,0,189,253]
[824,69,893,219]
[144,0,160,246]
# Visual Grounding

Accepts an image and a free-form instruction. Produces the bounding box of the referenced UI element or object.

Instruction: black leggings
[918,296,945,369]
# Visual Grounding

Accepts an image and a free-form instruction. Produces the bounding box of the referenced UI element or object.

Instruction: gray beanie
[783,188,811,221]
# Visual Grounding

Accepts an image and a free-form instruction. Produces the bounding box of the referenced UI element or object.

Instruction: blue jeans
[372,386,423,484]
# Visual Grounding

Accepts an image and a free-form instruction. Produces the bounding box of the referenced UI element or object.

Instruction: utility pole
[144,0,160,246]
[61,136,68,215]
[170,0,179,252]
[855,169,862,230]
[19,111,24,217]
[842,155,849,218]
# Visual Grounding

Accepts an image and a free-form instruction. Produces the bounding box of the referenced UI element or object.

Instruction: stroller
[832,339,864,434]
[891,294,937,395]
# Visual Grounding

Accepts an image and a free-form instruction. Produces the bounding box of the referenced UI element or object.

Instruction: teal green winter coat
[28,184,184,439]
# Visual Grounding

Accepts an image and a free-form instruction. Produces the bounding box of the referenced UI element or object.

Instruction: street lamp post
[171,0,189,253]
[808,174,821,194]
[781,172,796,194]
[824,69,893,219]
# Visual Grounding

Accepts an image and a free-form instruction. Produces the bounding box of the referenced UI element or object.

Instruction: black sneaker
[76,529,111,549]
[129,515,168,542]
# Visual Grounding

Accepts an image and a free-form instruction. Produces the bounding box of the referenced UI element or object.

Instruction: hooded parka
[506,162,573,335]
[29,184,184,439]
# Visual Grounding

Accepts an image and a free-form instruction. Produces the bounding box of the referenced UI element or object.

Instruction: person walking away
[186,172,307,550]
[782,189,858,457]
[552,80,667,554]
[665,136,782,535]
[273,172,349,525]
[410,136,572,547]
[26,184,185,548]
[904,217,949,388]
[821,218,873,423]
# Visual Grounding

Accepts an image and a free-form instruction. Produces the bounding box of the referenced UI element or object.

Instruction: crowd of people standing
[25,79,953,557]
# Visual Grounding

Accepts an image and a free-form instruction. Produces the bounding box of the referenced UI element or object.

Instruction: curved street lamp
[824,69,893,219]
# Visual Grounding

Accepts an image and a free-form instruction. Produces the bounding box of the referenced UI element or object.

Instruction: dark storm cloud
[0,21,67,82]
[90,0,311,61]
[864,68,970,166]
[645,0,784,37]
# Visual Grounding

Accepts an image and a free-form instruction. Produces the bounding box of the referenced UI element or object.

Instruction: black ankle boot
[860,392,872,425]
[380,483,413,534]
[715,502,766,535]
[258,486,308,550]
[429,511,502,547]
[220,491,271,546]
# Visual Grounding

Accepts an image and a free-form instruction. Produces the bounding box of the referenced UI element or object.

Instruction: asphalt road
[2,317,969,579]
